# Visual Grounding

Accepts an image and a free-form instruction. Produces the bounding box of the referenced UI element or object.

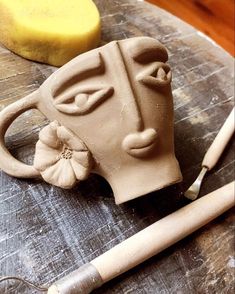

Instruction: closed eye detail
[53,85,114,115]
[136,62,172,88]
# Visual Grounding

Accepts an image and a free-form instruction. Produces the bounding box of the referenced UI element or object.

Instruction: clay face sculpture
[0,37,182,204]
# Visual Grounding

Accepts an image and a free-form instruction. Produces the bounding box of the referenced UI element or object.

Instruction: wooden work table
[0,0,234,293]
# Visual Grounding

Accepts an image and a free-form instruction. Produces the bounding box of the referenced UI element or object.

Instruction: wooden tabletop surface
[0,0,234,293]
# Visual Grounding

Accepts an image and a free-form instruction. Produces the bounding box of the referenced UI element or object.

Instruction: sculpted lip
[122,128,158,157]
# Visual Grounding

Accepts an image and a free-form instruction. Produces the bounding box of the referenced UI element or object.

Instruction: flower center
[60,147,73,159]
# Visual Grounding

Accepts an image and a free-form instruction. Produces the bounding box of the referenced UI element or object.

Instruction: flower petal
[72,151,91,169]
[41,158,76,189]
[39,121,61,149]
[70,158,90,181]
[34,141,61,171]
[57,126,87,151]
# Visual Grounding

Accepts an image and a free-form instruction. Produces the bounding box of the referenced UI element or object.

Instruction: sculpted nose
[122,128,157,158]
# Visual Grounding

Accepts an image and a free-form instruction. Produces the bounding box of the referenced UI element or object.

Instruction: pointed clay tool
[185,107,235,200]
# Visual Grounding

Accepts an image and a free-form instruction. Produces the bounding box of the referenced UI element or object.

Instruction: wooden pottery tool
[46,181,235,294]
[185,107,235,200]
[0,182,234,293]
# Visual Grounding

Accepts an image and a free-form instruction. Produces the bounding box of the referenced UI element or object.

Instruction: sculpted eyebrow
[126,38,168,64]
[52,52,104,97]
[133,46,168,64]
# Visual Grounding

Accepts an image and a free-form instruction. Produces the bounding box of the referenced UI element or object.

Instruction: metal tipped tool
[184,108,235,200]
[184,167,208,200]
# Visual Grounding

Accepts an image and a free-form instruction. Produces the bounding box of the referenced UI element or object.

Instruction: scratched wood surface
[0,0,234,293]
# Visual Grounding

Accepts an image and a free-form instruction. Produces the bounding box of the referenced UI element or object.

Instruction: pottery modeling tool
[185,108,235,200]
[1,182,234,292]
[44,181,234,294]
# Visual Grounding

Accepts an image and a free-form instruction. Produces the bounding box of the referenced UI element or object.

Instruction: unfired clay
[0,37,182,204]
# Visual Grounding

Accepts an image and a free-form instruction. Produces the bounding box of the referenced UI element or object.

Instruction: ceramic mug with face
[0,37,182,204]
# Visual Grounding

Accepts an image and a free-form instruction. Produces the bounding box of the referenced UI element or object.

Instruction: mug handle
[0,90,41,178]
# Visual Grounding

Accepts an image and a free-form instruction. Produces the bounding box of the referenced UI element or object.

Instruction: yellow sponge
[0,0,101,66]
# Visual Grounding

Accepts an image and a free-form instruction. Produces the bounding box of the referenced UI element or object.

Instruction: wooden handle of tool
[91,181,235,283]
[48,181,235,293]
[202,108,235,170]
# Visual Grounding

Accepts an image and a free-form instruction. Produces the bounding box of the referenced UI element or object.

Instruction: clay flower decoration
[34,121,92,189]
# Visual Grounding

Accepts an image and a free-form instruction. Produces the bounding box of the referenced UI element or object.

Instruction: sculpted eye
[53,85,114,115]
[136,62,172,88]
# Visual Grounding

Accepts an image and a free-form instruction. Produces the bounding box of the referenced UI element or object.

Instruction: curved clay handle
[0,90,41,178]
